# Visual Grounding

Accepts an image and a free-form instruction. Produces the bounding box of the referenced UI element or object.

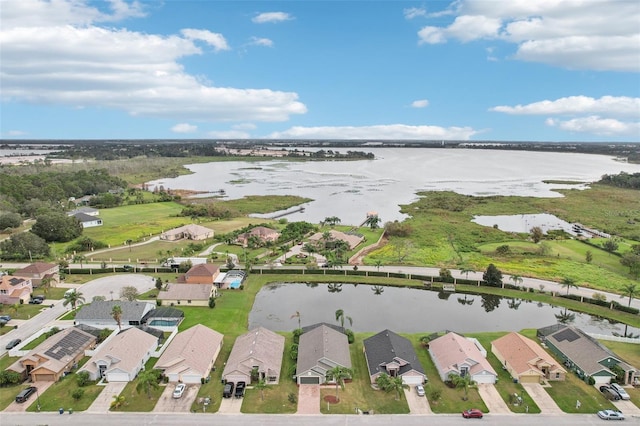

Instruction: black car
[599,385,621,401]
[29,298,43,304]
[5,338,22,350]
[15,386,37,403]
[222,382,234,398]
[235,381,246,398]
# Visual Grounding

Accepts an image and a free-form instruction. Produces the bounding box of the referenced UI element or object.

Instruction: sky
[0,0,639,142]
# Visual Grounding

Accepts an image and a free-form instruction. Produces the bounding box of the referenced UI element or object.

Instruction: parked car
[5,338,21,350]
[0,315,11,322]
[172,383,186,399]
[223,382,234,398]
[235,381,246,398]
[597,409,625,420]
[415,384,425,397]
[599,385,621,401]
[609,383,631,400]
[462,408,484,419]
[29,298,43,304]
[15,386,37,403]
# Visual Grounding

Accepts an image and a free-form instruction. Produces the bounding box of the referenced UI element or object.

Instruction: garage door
[107,373,131,382]
[401,375,424,385]
[299,376,321,385]
[34,374,56,382]
[519,375,540,383]
[473,374,496,384]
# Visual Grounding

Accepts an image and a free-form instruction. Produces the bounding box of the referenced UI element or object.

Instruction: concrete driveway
[404,386,431,414]
[154,383,200,412]
[612,398,640,416]
[3,381,55,412]
[521,383,563,414]
[86,382,126,413]
[297,384,320,414]
[477,383,510,414]
[218,394,243,414]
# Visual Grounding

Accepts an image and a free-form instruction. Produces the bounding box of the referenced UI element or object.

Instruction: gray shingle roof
[75,300,153,322]
[363,329,425,377]
[297,324,351,377]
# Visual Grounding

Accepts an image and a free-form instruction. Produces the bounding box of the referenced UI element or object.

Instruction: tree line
[599,172,640,190]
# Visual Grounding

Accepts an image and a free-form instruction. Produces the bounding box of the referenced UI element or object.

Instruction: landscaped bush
[76,371,90,387]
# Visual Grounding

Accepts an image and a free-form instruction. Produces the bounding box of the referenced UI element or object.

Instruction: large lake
[248,283,639,336]
[147,148,640,225]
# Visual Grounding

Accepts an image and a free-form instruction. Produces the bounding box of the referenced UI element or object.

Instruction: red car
[462,409,484,419]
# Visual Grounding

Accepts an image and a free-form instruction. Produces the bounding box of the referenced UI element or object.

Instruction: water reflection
[457,295,475,306]
[372,285,385,295]
[555,308,576,324]
[480,294,501,312]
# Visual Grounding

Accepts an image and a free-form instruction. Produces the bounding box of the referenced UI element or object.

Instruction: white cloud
[181,29,229,52]
[404,7,427,20]
[267,124,478,140]
[546,116,640,136]
[0,0,307,122]
[252,12,292,24]
[171,123,197,133]
[416,0,640,71]
[6,130,27,136]
[232,123,257,130]
[207,130,251,139]
[490,96,640,118]
[411,99,429,108]
[249,37,274,47]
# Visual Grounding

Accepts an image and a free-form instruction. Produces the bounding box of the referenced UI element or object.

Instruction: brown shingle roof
[158,283,213,301]
[492,332,565,377]
[14,262,57,274]
[222,327,285,380]
[156,325,223,377]
[186,263,219,277]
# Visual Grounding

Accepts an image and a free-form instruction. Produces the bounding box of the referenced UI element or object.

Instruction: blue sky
[1,0,639,141]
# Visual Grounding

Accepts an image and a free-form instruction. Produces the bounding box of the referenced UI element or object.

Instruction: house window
[187,300,192,304]
[555,372,560,379]
[268,375,277,382]
[0,290,6,294]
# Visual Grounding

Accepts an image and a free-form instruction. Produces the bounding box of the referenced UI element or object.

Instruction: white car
[609,383,630,400]
[172,383,186,399]
[415,384,425,397]
[597,409,624,420]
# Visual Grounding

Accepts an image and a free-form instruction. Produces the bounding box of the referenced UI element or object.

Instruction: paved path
[477,384,511,414]
[218,395,243,414]
[404,386,431,414]
[86,382,126,413]
[521,383,563,414]
[154,384,199,412]
[297,384,320,414]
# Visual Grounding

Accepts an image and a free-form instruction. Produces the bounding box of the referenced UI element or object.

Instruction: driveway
[154,383,200,412]
[477,383,510,414]
[521,383,563,414]
[86,382,126,413]
[612,398,640,416]
[297,384,320,414]
[218,395,243,414]
[404,386,431,414]
[3,381,55,412]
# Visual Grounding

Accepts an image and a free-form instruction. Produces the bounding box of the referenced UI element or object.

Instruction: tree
[482,264,503,287]
[439,268,453,282]
[9,303,20,316]
[110,394,126,410]
[449,373,474,401]
[155,277,163,291]
[111,305,123,331]
[460,266,475,279]
[323,216,341,227]
[585,250,593,264]
[62,290,85,310]
[510,274,523,287]
[620,283,638,307]
[0,212,22,229]
[72,388,85,401]
[335,308,353,330]
[603,239,619,253]
[530,226,544,243]
[119,286,139,301]
[0,232,50,260]
[390,376,408,401]
[620,253,640,279]
[126,239,133,252]
[364,214,381,229]
[76,371,90,387]
[374,260,383,271]
[40,276,54,296]
[561,277,578,295]
[255,378,269,401]
[326,366,352,401]
[31,212,83,242]
[72,254,86,268]
[290,311,301,330]
[136,369,160,398]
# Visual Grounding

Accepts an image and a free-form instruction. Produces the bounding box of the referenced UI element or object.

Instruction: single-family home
[308,229,364,250]
[363,329,426,385]
[75,300,155,329]
[8,327,97,382]
[428,332,497,384]
[68,195,94,206]
[160,224,214,241]
[80,327,158,382]
[538,324,638,385]
[222,327,285,385]
[158,283,215,307]
[296,324,351,385]
[68,207,99,217]
[183,263,220,284]
[155,325,223,384]
[492,332,566,383]
[13,262,60,288]
[236,226,281,247]
[70,212,103,228]
[0,275,32,305]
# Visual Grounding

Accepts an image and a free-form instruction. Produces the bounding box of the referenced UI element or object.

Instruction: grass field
[0,356,21,410]
[24,373,104,412]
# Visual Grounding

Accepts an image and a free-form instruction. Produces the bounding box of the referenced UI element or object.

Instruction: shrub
[0,370,22,386]
[208,297,216,309]
[292,328,303,344]
[428,388,442,401]
[76,371,90,387]
[587,376,596,386]
[72,388,85,400]
[345,329,355,344]
[288,393,297,404]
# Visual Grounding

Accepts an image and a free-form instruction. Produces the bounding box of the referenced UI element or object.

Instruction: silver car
[415,384,425,397]
[609,383,630,400]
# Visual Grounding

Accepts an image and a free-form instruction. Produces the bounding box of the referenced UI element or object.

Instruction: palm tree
[335,308,353,330]
[136,369,160,398]
[510,274,523,287]
[111,305,123,331]
[40,276,54,296]
[72,254,86,269]
[390,376,408,401]
[460,266,475,279]
[126,239,133,252]
[255,378,268,401]
[63,290,85,310]
[110,394,126,410]
[620,283,638,307]
[326,366,352,401]
[374,260,383,272]
[560,277,578,295]
[9,303,20,316]
[290,311,301,330]
[364,215,381,229]
[449,373,473,401]
[372,285,384,295]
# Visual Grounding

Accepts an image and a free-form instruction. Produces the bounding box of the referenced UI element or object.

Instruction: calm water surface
[248,283,639,336]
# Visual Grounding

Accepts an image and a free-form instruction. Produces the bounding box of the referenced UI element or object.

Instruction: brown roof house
[14,262,60,288]
[363,329,426,385]
[183,263,220,284]
[80,327,158,382]
[492,332,566,383]
[160,224,214,241]
[0,275,32,305]
[8,327,97,382]
[296,324,351,385]
[222,327,285,385]
[156,324,223,384]
[236,226,281,247]
[428,332,497,384]
[308,229,364,250]
[158,283,216,307]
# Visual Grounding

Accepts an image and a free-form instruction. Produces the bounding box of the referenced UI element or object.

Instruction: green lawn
[25,374,104,412]
[112,380,165,412]
[0,356,21,410]
[543,375,616,413]
[21,333,49,350]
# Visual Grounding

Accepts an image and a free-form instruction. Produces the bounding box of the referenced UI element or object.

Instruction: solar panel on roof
[553,328,580,342]
[43,330,92,360]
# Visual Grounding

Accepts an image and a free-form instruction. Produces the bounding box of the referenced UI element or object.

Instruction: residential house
[308,229,364,250]
[160,224,214,241]
[68,207,99,216]
[0,275,32,305]
[183,263,220,284]
[75,300,155,329]
[158,283,215,307]
[538,324,638,385]
[13,262,60,288]
[155,324,224,384]
[69,212,103,228]
[428,332,497,384]
[296,324,351,385]
[68,195,94,206]
[80,327,158,382]
[492,332,566,383]
[8,327,97,382]
[363,329,426,385]
[236,226,281,247]
[222,327,285,385]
